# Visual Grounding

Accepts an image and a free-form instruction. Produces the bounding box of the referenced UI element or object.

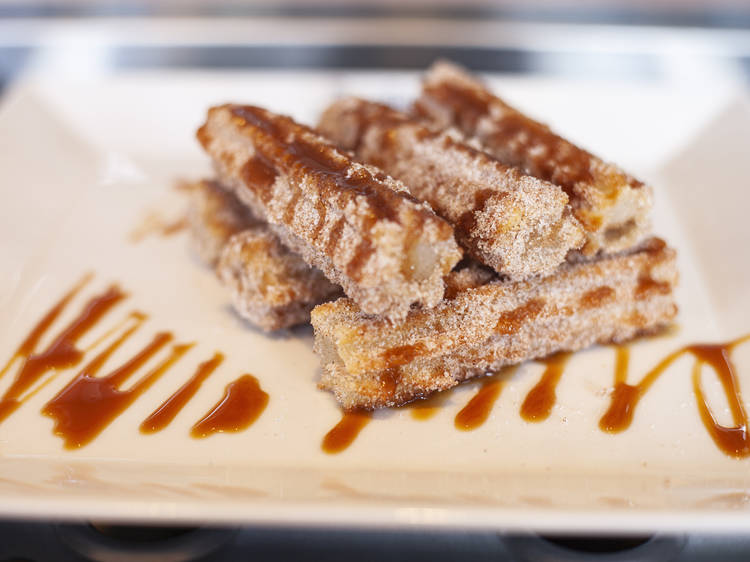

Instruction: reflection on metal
[0,15,748,89]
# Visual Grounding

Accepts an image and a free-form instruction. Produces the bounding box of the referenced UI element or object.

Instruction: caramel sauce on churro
[283,189,303,226]
[325,217,347,257]
[417,83,490,130]
[580,286,615,309]
[231,105,413,224]
[140,352,224,434]
[230,106,281,137]
[230,105,445,280]
[520,352,571,422]
[190,375,269,439]
[420,82,596,189]
[0,282,126,424]
[288,136,347,174]
[635,275,672,300]
[347,239,375,279]
[495,299,545,334]
[420,80,646,193]
[488,113,597,189]
[377,367,401,399]
[457,189,497,235]
[312,199,328,241]
[241,155,277,202]
[322,411,371,454]
[382,343,427,368]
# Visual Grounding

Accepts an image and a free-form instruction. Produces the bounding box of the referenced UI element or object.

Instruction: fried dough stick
[318,98,584,278]
[197,104,462,320]
[415,61,652,256]
[312,239,677,410]
[187,179,340,331]
[186,178,257,265]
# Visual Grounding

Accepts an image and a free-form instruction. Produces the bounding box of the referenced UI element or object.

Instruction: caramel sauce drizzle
[0,282,126,424]
[322,411,371,454]
[7,277,750,459]
[330,334,750,456]
[140,352,224,434]
[382,343,427,368]
[420,81,597,190]
[520,352,571,422]
[0,273,92,380]
[495,299,545,335]
[454,378,504,431]
[129,212,187,243]
[599,335,750,458]
[454,366,517,431]
[692,349,749,458]
[83,311,147,353]
[190,375,269,438]
[43,324,192,449]
[409,390,452,421]
[1,275,274,449]
[229,106,438,280]
[635,275,672,300]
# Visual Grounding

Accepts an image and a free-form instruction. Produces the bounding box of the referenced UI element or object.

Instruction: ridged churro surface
[415,61,652,256]
[318,97,584,278]
[197,104,462,320]
[312,239,678,410]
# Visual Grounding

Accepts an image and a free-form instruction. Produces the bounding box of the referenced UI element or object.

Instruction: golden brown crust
[217,229,342,331]
[311,239,678,410]
[415,61,652,256]
[318,97,584,278]
[197,104,462,320]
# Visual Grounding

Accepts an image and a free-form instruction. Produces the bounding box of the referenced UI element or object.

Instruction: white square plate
[1,69,749,532]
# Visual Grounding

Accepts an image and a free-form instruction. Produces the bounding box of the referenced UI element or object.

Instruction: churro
[415,61,652,256]
[217,228,342,331]
[197,104,462,320]
[186,179,258,265]
[312,239,677,410]
[187,179,340,331]
[318,98,584,277]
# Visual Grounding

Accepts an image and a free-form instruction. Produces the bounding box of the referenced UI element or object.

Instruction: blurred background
[1,1,749,561]
[1,0,749,92]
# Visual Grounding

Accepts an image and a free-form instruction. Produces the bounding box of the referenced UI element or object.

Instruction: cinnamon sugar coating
[197,104,462,320]
[187,179,340,331]
[312,239,678,410]
[217,229,342,332]
[318,97,584,278]
[415,61,653,256]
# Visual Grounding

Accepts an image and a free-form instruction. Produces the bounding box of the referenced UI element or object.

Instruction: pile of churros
[188,61,678,410]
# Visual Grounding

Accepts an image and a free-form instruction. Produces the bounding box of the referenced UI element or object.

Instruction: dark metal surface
[108,44,665,80]
[0,521,749,561]
[0,2,749,29]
